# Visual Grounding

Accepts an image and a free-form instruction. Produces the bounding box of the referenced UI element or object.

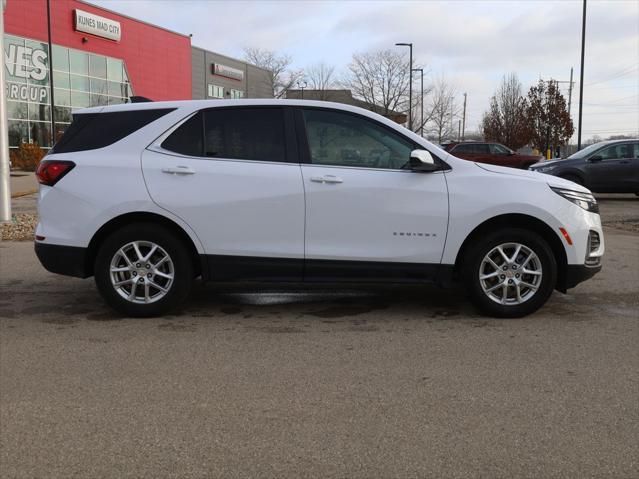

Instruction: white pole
[0,0,12,223]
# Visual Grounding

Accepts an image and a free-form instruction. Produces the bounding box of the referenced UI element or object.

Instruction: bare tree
[426,76,459,143]
[343,49,411,118]
[243,47,303,98]
[304,62,336,100]
[480,73,531,150]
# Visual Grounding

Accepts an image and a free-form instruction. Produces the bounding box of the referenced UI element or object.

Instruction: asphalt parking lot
[1,195,638,478]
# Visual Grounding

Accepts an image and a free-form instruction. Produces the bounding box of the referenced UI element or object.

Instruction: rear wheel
[463,228,557,317]
[94,223,193,317]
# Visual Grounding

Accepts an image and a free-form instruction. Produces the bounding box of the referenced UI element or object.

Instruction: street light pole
[1,0,12,223]
[297,81,308,100]
[461,93,467,141]
[47,0,56,143]
[412,68,423,136]
[396,42,413,131]
[577,0,587,150]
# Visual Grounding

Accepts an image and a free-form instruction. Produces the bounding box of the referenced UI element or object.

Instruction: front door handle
[310,175,343,184]
[162,166,196,175]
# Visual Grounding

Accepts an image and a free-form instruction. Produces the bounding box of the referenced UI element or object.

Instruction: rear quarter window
[52,108,175,154]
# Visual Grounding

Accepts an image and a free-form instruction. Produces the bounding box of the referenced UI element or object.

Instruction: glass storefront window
[8,120,28,146]
[90,94,108,107]
[5,33,133,149]
[53,106,72,124]
[7,101,27,120]
[70,74,90,92]
[28,103,51,122]
[4,35,24,55]
[69,50,88,75]
[53,88,70,107]
[30,122,52,148]
[107,57,123,82]
[52,44,69,72]
[107,96,126,105]
[89,54,107,79]
[53,71,70,89]
[90,78,108,96]
[71,91,90,108]
[25,39,48,55]
[107,80,123,96]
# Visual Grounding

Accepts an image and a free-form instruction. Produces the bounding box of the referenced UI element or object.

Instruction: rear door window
[204,107,286,162]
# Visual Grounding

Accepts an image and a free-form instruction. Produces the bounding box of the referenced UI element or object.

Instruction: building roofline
[79,0,191,38]
[192,45,272,73]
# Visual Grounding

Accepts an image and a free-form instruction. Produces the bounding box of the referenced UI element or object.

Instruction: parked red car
[443,142,542,169]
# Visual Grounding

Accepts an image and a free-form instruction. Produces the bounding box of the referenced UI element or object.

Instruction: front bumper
[34,242,91,278]
[557,263,602,293]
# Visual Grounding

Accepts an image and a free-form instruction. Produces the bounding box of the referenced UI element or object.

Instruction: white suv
[34,100,604,317]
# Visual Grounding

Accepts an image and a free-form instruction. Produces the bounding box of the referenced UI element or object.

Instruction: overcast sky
[93,0,639,140]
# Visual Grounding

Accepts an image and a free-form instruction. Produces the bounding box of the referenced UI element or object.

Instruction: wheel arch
[453,213,568,291]
[556,168,586,184]
[85,212,203,278]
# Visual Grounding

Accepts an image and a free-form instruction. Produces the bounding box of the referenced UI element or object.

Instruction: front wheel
[463,228,557,317]
[94,223,193,317]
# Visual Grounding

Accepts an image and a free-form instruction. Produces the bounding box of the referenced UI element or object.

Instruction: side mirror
[589,155,603,162]
[409,149,438,172]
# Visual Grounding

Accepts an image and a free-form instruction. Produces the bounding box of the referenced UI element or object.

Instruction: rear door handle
[310,175,343,184]
[162,166,196,175]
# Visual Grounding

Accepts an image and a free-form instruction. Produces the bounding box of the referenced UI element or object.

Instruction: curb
[11,188,38,198]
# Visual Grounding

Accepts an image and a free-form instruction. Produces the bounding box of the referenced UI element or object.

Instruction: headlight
[550,186,599,213]
[535,165,556,173]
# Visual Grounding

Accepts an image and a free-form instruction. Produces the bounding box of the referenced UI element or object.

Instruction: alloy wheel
[109,241,174,304]
[479,242,543,305]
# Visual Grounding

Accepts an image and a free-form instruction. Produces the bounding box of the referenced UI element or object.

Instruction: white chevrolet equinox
[34,100,603,317]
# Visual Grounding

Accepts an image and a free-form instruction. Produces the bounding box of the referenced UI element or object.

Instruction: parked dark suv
[529,139,639,194]
[443,142,542,169]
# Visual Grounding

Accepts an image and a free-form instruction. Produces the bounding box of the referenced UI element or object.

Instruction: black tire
[463,228,557,318]
[94,223,193,317]
[560,174,583,186]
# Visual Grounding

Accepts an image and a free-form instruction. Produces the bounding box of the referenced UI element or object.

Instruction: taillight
[36,160,75,186]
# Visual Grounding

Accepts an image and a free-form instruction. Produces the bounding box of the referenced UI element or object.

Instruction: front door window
[303,109,415,170]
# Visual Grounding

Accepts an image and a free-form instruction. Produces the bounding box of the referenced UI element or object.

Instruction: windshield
[566,142,605,160]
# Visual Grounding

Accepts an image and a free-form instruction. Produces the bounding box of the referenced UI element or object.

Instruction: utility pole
[412,68,424,136]
[457,119,461,141]
[395,43,413,131]
[577,0,587,150]
[567,67,574,118]
[461,92,467,141]
[1,0,12,223]
[545,75,574,157]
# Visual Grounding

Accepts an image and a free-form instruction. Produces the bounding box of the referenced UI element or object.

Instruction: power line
[584,64,639,86]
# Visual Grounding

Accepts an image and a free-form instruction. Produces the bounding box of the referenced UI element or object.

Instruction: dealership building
[3,0,272,151]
